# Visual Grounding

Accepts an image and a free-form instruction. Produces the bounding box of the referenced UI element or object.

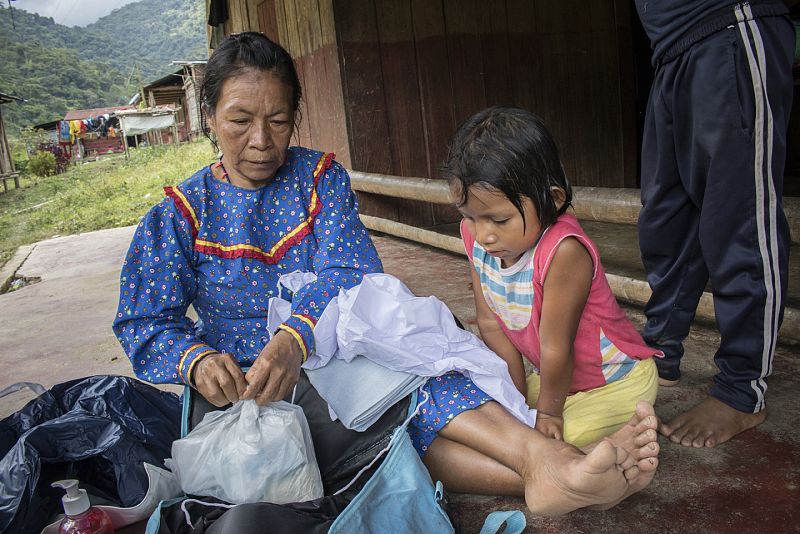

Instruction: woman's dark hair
[199,32,302,143]
[441,106,572,230]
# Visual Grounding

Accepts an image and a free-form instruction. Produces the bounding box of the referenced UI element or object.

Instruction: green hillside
[83,0,207,77]
[0,0,206,134]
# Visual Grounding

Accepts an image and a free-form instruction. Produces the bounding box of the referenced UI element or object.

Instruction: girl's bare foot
[521,438,635,516]
[584,401,660,473]
[659,396,766,447]
[581,401,660,510]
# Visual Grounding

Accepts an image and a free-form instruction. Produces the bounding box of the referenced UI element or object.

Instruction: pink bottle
[51,480,115,534]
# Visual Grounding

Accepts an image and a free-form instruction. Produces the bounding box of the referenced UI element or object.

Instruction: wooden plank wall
[207,0,638,226]
[272,0,350,167]
[206,0,351,166]
[334,0,638,226]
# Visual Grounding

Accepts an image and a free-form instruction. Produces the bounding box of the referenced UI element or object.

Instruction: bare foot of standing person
[659,396,767,448]
[658,377,680,387]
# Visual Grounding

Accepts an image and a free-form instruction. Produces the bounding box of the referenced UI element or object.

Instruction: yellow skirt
[526,358,658,448]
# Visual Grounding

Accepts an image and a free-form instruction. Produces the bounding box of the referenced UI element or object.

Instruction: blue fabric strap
[479,510,526,534]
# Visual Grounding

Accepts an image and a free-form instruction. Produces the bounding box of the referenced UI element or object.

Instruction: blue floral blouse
[113,147,383,385]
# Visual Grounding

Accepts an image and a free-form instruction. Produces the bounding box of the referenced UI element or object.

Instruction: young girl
[442,107,661,447]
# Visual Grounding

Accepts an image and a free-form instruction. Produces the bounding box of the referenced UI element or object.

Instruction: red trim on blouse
[164,186,199,239]
[165,153,334,265]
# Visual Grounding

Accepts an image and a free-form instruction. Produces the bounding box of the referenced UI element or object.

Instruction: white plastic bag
[167,400,323,505]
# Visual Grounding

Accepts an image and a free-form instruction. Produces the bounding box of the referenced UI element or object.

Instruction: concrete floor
[1,226,799,533]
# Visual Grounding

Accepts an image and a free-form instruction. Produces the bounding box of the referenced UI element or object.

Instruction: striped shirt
[463,214,661,393]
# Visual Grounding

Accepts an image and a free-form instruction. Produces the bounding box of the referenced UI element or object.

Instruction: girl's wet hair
[199,32,302,147]
[441,106,572,229]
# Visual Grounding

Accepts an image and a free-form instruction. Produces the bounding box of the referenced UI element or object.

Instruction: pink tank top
[462,213,661,393]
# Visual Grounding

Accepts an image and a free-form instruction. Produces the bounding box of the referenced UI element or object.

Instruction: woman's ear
[202,103,216,133]
[550,186,567,210]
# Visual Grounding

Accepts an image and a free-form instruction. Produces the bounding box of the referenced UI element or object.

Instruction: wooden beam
[349,169,800,243]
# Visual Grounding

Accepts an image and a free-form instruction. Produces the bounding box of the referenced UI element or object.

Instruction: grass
[0,139,217,267]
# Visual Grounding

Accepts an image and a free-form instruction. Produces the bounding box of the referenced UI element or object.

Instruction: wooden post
[349,169,800,241]
[172,110,179,145]
[118,115,130,160]
[122,131,130,160]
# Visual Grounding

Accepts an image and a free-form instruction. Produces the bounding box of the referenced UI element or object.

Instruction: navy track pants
[638,5,795,413]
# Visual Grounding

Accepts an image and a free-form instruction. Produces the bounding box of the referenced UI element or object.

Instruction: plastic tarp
[0,375,182,534]
[118,114,175,136]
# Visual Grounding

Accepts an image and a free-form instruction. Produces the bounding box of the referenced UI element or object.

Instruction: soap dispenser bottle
[51,479,115,534]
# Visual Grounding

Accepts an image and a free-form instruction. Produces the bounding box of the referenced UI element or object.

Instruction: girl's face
[454,185,542,268]
[453,184,566,268]
[207,68,295,189]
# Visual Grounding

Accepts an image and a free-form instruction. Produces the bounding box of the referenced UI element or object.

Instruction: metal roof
[32,119,61,131]
[64,106,134,121]
[115,106,178,117]
[0,92,25,105]
[143,70,184,90]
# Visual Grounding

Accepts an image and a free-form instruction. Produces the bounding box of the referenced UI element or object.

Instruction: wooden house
[142,62,207,142]
[172,61,207,141]
[31,120,60,145]
[204,0,800,226]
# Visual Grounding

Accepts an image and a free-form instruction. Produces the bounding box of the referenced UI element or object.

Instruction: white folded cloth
[305,355,426,431]
[308,273,537,428]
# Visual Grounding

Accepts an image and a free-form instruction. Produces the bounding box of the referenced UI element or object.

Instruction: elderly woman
[114,32,659,516]
[114,33,379,407]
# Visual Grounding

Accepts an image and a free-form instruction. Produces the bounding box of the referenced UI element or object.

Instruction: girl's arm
[469,264,527,396]
[537,236,593,427]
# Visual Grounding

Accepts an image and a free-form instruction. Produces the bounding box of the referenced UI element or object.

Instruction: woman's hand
[535,412,564,441]
[243,330,304,405]
[194,352,248,407]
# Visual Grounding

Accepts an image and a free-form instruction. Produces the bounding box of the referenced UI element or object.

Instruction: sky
[9,0,140,27]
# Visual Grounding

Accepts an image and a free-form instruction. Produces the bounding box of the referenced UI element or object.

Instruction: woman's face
[208,68,295,188]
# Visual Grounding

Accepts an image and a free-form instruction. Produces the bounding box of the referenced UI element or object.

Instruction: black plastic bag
[0,375,181,534]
